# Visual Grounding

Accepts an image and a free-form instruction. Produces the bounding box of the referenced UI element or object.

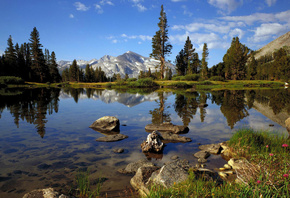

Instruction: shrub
[184,74,200,81]
[198,80,213,85]
[170,82,191,88]
[128,78,158,87]
[115,80,127,86]
[0,76,24,85]
[172,76,182,81]
[209,76,224,81]
[127,78,137,82]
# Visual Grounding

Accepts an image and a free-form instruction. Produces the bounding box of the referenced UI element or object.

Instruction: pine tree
[49,51,61,82]
[15,43,26,79]
[247,54,257,80]
[192,53,200,74]
[175,49,186,76]
[184,36,195,74]
[69,59,79,81]
[29,27,49,82]
[223,37,250,80]
[150,5,172,79]
[62,68,69,82]
[85,64,92,82]
[201,43,209,80]
[4,35,17,76]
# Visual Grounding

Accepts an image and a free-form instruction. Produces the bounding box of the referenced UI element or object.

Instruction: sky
[0,0,289,67]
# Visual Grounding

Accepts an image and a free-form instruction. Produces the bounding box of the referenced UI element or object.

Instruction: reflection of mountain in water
[60,89,172,107]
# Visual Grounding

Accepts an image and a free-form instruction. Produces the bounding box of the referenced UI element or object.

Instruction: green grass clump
[0,76,24,85]
[75,170,102,198]
[169,82,191,88]
[128,78,158,87]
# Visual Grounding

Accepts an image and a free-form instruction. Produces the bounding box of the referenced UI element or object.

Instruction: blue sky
[0,0,289,67]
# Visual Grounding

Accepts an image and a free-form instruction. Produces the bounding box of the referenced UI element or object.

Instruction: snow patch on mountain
[57,51,175,78]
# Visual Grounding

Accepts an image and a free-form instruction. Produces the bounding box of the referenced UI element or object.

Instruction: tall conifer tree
[184,36,195,74]
[29,27,49,82]
[201,43,209,80]
[150,5,172,79]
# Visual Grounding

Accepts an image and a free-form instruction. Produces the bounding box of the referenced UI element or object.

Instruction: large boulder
[96,134,128,142]
[148,159,190,188]
[145,122,189,134]
[22,188,69,198]
[118,159,156,174]
[90,116,120,132]
[286,117,290,133]
[130,166,160,196]
[141,131,164,153]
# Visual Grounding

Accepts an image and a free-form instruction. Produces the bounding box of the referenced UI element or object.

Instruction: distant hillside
[254,31,290,60]
[57,51,175,78]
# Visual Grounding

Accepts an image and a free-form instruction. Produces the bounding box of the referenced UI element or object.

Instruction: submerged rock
[96,134,128,142]
[22,188,69,198]
[145,122,189,134]
[90,116,120,132]
[161,132,192,143]
[141,131,164,153]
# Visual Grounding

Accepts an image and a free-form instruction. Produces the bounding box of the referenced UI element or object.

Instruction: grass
[75,170,102,198]
[145,128,290,198]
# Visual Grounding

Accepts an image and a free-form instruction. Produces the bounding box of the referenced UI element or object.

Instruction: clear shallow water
[0,88,289,197]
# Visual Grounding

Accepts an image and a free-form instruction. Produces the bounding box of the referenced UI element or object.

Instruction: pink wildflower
[257,180,261,184]
[282,144,289,147]
[283,174,289,178]
[266,145,269,148]
[269,153,274,156]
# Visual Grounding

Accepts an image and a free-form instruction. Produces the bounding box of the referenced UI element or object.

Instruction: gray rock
[96,134,128,142]
[286,117,290,133]
[198,158,207,163]
[118,159,155,174]
[161,132,192,143]
[170,155,179,160]
[90,116,120,132]
[22,188,69,198]
[198,143,222,154]
[145,122,189,134]
[193,150,210,159]
[113,148,124,153]
[130,165,160,197]
[141,131,164,153]
[148,159,189,188]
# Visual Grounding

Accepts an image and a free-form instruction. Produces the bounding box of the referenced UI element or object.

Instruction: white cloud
[249,23,288,43]
[182,5,193,17]
[265,0,277,7]
[221,10,290,25]
[134,3,147,12]
[95,4,104,14]
[172,22,236,34]
[112,39,118,43]
[74,2,90,11]
[229,28,244,39]
[121,34,151,41]
[208,0,242,14]
[69,14,74,18]
[100,0,114,6]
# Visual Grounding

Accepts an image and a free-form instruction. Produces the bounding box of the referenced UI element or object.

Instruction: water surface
[0,88,289,197]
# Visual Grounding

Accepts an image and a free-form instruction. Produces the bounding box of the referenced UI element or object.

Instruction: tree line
[0,27,61,83]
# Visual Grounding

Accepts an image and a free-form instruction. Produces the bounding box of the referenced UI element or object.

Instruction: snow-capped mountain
[57,51,175,78]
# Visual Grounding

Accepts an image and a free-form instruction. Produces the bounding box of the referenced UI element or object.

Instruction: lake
[0,87,289,197]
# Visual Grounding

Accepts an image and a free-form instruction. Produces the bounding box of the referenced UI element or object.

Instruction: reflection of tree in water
[254,89,290,115]
[174,92,198,126]
[149,92,171,124]
[62,88,104,102]
[212,90,249,129]
[198,92,208,123]
[0,88,60,138]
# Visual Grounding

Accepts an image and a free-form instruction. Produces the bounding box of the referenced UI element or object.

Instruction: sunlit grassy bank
[146,128,290,198]
[6,79,284,90]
